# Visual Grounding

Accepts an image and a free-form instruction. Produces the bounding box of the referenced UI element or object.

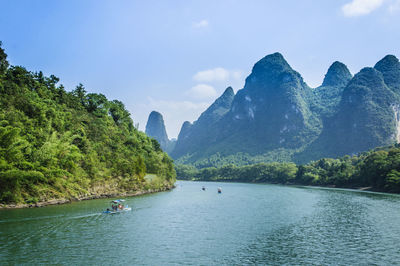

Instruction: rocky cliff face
[145,111,170,151]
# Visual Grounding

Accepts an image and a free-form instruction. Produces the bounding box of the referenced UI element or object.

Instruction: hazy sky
[1,0,400,138]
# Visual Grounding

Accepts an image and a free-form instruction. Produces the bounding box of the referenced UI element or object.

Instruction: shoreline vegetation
[0,183,175,209]
[0,43,176,207]
[176,178,377,193]
[176,144,400,194]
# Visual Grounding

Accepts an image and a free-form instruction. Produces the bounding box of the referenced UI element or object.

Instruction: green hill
[0,43,175,205]
[173,53,400,168]
[296,55,400,162]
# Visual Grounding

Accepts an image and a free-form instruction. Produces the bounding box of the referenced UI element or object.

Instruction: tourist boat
[103,199,132,214]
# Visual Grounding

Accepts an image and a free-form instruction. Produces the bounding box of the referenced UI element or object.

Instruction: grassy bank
[1,174,175,209]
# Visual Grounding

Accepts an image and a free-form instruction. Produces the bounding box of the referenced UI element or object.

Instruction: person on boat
[118,204,122,210]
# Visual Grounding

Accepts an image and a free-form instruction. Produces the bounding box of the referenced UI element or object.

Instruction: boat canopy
[111,199,125,204]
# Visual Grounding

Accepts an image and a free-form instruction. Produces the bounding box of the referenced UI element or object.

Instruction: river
[1,181,400,265]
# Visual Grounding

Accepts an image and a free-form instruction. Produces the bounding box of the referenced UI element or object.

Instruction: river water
[1,181,400,265]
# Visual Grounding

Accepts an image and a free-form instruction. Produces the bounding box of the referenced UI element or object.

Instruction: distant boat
[202,186,206,191]
[103,199,132,214]
[217,187,222,193]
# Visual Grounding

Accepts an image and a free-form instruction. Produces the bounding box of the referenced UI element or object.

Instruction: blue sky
[1,0,400,138]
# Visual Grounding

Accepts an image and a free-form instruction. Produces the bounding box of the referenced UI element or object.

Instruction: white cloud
[193,67,243,83]
[193,19,209,28]
[342,0,385,17]
[186,84,217,99]
[193,68,230,82]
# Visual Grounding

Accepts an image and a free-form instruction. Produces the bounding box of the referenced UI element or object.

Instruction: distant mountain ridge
[159,53,400,167]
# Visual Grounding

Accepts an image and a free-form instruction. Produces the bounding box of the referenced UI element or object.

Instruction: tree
[386,170,400,193]
[72,83,87,106]
[0,44,176,204]
[359,150,389,188]
[109,100,133,130]
[85,93,108,115]
[0,41,9,74]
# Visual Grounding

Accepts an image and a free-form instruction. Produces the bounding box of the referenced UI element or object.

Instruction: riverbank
[178,178,393,195]
[175,148,400,194]
[0,185,175,209]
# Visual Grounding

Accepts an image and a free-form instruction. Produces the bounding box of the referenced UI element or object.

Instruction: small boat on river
[103,199,132,214]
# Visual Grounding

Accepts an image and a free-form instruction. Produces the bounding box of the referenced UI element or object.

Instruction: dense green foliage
[175,149,297,168]
[175,145,400,193]
[0,44,175,204]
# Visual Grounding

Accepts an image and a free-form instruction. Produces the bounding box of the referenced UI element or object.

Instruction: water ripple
[1,181,400,265]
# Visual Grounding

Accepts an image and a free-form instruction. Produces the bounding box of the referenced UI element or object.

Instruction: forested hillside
[173,53,400,167]
[0,43,175,205]
[176,144,400,193]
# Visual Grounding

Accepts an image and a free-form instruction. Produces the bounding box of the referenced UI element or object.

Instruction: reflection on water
[230,188,400,265]
[1,181,400,265]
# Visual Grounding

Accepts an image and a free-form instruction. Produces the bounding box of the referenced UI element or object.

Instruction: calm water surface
[1,181,400,265]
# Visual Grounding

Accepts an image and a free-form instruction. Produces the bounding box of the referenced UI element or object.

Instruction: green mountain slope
[174,53,322,166]
[374,55,400,93]
[0,43,175,205]
[173,53,400,167]
[220,53,321,150]
[313,61,352,118]
[297,59,400,163]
